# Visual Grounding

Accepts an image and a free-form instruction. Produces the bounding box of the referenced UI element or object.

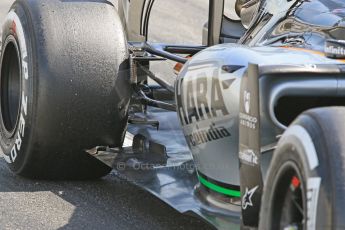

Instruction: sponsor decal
[239,149,258,166]
[186,124,231,146]
[307,177,321,230]
[176,62,235,146]
[239,89,258,130]
[244,90,250,114]
[239,112,258,130]
[242,185,259,210]
[325,44,345,56]
[177,72,230,126]
[3,11,28,164]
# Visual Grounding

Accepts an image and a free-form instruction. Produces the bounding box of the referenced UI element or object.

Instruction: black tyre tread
[0,0,131,179]
[304,108,345,229]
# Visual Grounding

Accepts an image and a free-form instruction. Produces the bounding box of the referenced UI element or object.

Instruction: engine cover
[175,47,245,192]
[175,43,343,196]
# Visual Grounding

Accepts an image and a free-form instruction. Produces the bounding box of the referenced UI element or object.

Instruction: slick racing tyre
[0,0,131,179]
[259,107,345,229]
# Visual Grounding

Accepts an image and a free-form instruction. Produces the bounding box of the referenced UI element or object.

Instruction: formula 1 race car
[2,0,345,229]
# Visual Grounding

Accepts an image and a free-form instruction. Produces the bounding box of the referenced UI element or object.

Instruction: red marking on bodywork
[291,176,300,189]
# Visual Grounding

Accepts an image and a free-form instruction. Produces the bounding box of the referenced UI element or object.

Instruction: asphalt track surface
[0,0,214,229]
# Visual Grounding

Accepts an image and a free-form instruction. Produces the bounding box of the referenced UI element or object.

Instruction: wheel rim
[0,37,21,136]
[270,161,306,230]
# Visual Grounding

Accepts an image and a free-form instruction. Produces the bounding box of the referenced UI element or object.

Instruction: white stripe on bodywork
[282,125,319,170]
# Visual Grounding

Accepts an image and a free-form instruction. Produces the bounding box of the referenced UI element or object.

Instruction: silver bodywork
[117,0,345,205]
[176,44,344,186]
[90,0,345,228]
[91,45,345,227]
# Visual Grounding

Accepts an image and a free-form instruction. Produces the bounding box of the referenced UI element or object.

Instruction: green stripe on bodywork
[198,174,241,198]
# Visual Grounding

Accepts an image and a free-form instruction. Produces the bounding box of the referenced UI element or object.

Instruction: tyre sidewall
[260,115,332,229]
[0,3,35,173]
